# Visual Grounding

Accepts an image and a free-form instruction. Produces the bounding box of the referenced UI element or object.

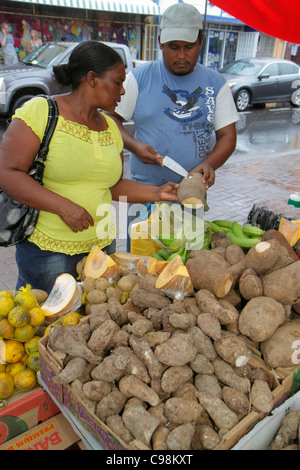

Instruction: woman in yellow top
[0,41,178,292]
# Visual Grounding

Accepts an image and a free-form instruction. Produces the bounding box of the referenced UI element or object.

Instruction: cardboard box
[39,334,300,451]
[0,387,60,445]
[0,413,80,450]
[232,390,300,450]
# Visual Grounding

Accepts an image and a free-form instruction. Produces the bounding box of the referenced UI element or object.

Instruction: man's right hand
[134,141,164,166]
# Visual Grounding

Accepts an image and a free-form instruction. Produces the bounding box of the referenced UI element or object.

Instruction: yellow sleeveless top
[13,96,123,254]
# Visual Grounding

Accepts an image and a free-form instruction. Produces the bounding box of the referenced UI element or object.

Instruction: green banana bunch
[205,219,265,250]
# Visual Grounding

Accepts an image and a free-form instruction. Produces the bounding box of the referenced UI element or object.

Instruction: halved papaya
[155,255,194,298]
[112,252,145,274]
[84,246,120,280]
[135,256,168,276]
[41,273,81,317]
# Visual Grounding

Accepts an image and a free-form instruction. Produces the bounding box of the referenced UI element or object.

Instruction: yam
[214,331,252,367]
[106,415,133,444]
[96,390,127,420]
[225,244,246,265]
[196,313,222,341]
[260,319,300,368]
[238,296,286,343]
[177,173,209,210]
[48,324,101,364]
[192,424,220,450]
[194,374,222,398]
[269,410,300,450]
[195,289,238,325]
[213,357,251,395]
[167,423,195,450]
[169,312,196,329]
[87,319,119,356]
[188,326,217,362]
[131,288,170,310]
[250,379,273,413]
[122,405,160,447]
[154,333,197,366]
[129,335,165,381]
[210,231,231,249]
[189,354,214,375]
[239,268,263,300]
[221,386,250,417]
[245,240,280,275]
[119,375,160,406]
[261,261,300,304]
[131,318,153,336]
[197,392,239,430]
[52,357,87,384]
[107,297,128,325]
[152,426,169,450]
[261,229,299,262]
[71,379,96,414]
[164,397,203,424]
[160,366,193,394]
[186,254,234,298]
[82,380,113,401]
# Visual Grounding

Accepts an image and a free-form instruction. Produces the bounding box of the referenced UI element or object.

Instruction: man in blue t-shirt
[108,2,239,249]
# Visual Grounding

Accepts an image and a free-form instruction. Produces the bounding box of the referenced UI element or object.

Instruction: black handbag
[0,95,58,247]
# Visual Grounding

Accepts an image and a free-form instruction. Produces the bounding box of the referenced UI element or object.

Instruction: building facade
[0,0,159,62]
[0,0,299,67]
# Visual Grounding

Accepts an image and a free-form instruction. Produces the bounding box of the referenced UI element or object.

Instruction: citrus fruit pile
[0,288,45,343]
[0,336,40,399]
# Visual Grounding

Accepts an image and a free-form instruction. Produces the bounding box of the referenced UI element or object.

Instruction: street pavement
[0,150,299,292]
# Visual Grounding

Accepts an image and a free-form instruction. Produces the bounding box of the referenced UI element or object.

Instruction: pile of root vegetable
[46,228,300,450]
[268,410,300,450]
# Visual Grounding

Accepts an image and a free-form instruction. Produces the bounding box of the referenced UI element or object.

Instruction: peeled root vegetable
[177,173,209,211]
[186,253,234,298]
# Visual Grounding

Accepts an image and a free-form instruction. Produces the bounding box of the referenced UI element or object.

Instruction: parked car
[0,41,133,117]
[220,57,300,112]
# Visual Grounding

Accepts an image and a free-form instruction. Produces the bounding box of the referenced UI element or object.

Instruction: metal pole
[200,0,208,64]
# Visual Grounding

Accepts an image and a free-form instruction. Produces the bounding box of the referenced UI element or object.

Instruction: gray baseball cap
[160,3,203,44]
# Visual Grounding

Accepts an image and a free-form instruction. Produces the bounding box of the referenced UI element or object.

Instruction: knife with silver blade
[162,156,188,178]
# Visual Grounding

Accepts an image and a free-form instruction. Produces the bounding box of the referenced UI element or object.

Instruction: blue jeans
[15,239,116,293]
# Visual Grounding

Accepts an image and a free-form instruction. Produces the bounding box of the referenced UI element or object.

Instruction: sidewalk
[0,151,299,292]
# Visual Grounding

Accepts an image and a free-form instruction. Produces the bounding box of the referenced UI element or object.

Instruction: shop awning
[210,0,300,43]
[8,0,160,16]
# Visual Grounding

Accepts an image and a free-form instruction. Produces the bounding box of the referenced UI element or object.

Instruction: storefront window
[223,32,238,66]
[0,10,142,61]
[207,30,224,70]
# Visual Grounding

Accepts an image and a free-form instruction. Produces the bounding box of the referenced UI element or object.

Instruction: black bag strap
[36,95,59,163]
[29,95,59,183]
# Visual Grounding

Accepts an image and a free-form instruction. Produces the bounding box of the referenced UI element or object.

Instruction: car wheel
[11,94,35,115]
[290,88,300,108]
[235,89,251,112]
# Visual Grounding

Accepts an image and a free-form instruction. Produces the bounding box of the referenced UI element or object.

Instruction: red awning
[210,0,300,43]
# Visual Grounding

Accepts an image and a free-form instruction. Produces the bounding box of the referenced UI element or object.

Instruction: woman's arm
[0,119,94,232]
[110,164,179,203]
